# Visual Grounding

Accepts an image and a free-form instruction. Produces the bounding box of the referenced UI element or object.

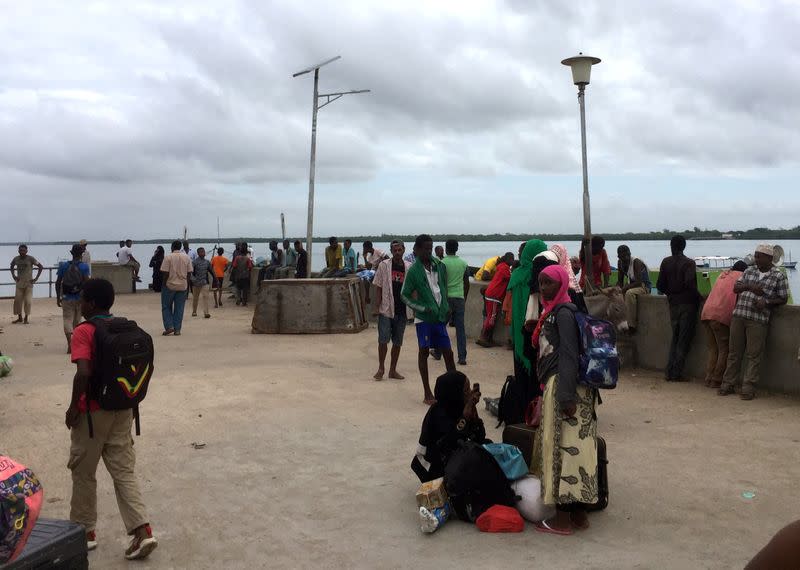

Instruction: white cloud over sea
[1,0,799,241]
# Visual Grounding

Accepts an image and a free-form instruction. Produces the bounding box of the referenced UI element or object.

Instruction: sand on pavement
[1,293,798,569]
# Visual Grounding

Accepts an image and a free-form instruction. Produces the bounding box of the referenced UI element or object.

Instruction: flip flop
[533,520,573,536]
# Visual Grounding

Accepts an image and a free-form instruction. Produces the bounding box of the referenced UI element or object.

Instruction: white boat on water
[694,248,796,270]
[693,256,740,270]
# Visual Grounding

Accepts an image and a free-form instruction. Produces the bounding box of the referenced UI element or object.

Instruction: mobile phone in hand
[473,383,480,392]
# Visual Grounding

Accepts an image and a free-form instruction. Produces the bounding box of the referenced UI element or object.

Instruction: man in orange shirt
[210,247,229,308]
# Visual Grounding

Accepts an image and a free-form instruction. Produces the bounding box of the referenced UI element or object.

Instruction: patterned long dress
[530,311,599,507]
[531,375,598,506]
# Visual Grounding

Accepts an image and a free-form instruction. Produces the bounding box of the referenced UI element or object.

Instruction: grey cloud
[1,0,799,241]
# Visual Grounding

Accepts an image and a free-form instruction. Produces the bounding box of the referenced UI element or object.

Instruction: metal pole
[281,213,286,241]
[578,84,593,290]
[305,68,319,277]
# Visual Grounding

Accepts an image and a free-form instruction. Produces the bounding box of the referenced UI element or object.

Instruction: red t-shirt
[580,250,612,288]
[485,262,512,300]
[71,321,102,413]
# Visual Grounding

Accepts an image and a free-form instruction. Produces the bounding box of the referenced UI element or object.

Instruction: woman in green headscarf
[506,239,547,416]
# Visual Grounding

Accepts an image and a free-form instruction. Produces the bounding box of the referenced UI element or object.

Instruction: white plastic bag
[511,475,555,523]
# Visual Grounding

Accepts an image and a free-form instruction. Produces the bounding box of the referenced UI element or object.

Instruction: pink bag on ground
[0,456,44,564]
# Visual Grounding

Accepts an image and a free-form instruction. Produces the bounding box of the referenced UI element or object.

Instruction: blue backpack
[572,310,619,389]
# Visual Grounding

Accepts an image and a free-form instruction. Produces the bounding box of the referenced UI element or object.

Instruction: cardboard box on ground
[415,477,448,510]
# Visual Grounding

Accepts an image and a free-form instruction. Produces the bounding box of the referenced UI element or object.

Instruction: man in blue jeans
[159,240,193,336]
[440,239,470,365]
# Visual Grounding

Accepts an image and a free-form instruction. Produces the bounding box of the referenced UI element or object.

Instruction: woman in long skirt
[530,264,598,535]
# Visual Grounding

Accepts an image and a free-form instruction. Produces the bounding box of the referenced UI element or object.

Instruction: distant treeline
[5,226,800,246]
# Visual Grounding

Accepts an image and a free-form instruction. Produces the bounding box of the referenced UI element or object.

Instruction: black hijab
[419,371,467,447]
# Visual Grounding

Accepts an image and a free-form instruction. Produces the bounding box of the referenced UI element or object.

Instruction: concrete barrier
[633,295,800,395]
[252,278,368,334]
[91,262,136,294]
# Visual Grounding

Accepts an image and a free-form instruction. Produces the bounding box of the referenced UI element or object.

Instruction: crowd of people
[399,234,790,537]
[407,233,601,535]
[1,233,793,558]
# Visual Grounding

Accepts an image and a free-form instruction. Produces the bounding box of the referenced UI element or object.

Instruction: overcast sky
[2,0,799,242]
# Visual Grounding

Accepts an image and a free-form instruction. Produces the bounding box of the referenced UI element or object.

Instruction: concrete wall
[92,262,137,294]
[252,278,368,334]
[634,295,800,395]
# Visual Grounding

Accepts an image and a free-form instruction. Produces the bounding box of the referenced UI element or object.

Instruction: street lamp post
[293,56,370,277]
[561,53,601,291]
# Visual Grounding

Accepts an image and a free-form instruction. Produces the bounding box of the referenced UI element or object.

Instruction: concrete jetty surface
[1,294,799,569]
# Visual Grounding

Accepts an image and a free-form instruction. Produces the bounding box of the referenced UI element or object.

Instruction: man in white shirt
[117,239,141,282]
[182,240,198,262]
[80,239,92,275]
[361,241,388,270]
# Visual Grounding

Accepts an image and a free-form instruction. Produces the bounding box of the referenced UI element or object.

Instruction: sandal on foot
[717,385,735,396]
[570,514,590,530]
[534,520,573,536]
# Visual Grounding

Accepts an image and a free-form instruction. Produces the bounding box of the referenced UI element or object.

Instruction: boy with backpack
[56,243,91,353]
[65,278,157,560]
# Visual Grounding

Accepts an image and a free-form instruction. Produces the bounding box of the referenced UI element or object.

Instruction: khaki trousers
[703,320,729,385]
[192,284,211,315]
[623,285,649,328]
[68,410,149,534]
[722,316,769,395]
[62,299,82,335]
[13,283,33,315]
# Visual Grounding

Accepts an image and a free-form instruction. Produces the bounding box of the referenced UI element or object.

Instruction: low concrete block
[92,262,136,294]
[252,278,369,334]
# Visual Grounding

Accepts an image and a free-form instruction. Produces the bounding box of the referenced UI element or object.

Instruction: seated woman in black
[411,371,484,483]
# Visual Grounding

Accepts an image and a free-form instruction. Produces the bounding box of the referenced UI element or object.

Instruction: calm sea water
[2,239,798,303]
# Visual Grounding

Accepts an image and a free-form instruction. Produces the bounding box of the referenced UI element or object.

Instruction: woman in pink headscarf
[550,244,580,292]
[550,243,588,313]
[529,265,599,536]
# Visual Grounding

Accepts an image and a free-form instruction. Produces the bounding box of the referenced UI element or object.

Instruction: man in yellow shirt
[474,255,500,281]
[322,236,343,278]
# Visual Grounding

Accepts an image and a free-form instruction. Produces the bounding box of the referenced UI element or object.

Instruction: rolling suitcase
[503,424,609,512]
[6,519,88,570]
[584,436,609,512]
[501,423,536,467]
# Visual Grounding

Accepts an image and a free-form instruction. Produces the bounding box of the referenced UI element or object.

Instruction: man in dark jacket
[656,235,700,381]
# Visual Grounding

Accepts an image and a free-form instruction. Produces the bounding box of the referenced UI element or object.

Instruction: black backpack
[85,317,154,436]
[496,375,528,428]
[444,441,518,522]
[61,261,84,296]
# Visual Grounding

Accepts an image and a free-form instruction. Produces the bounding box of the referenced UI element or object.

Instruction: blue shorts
[378,314,406,346]
[416,322,451,350]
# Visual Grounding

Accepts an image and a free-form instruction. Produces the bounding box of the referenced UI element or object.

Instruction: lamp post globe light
[561,53,601,291]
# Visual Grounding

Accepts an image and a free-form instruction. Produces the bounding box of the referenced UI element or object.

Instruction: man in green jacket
[401,234,455,404]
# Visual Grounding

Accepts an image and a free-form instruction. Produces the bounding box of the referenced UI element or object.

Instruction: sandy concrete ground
[1,293,799,569]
